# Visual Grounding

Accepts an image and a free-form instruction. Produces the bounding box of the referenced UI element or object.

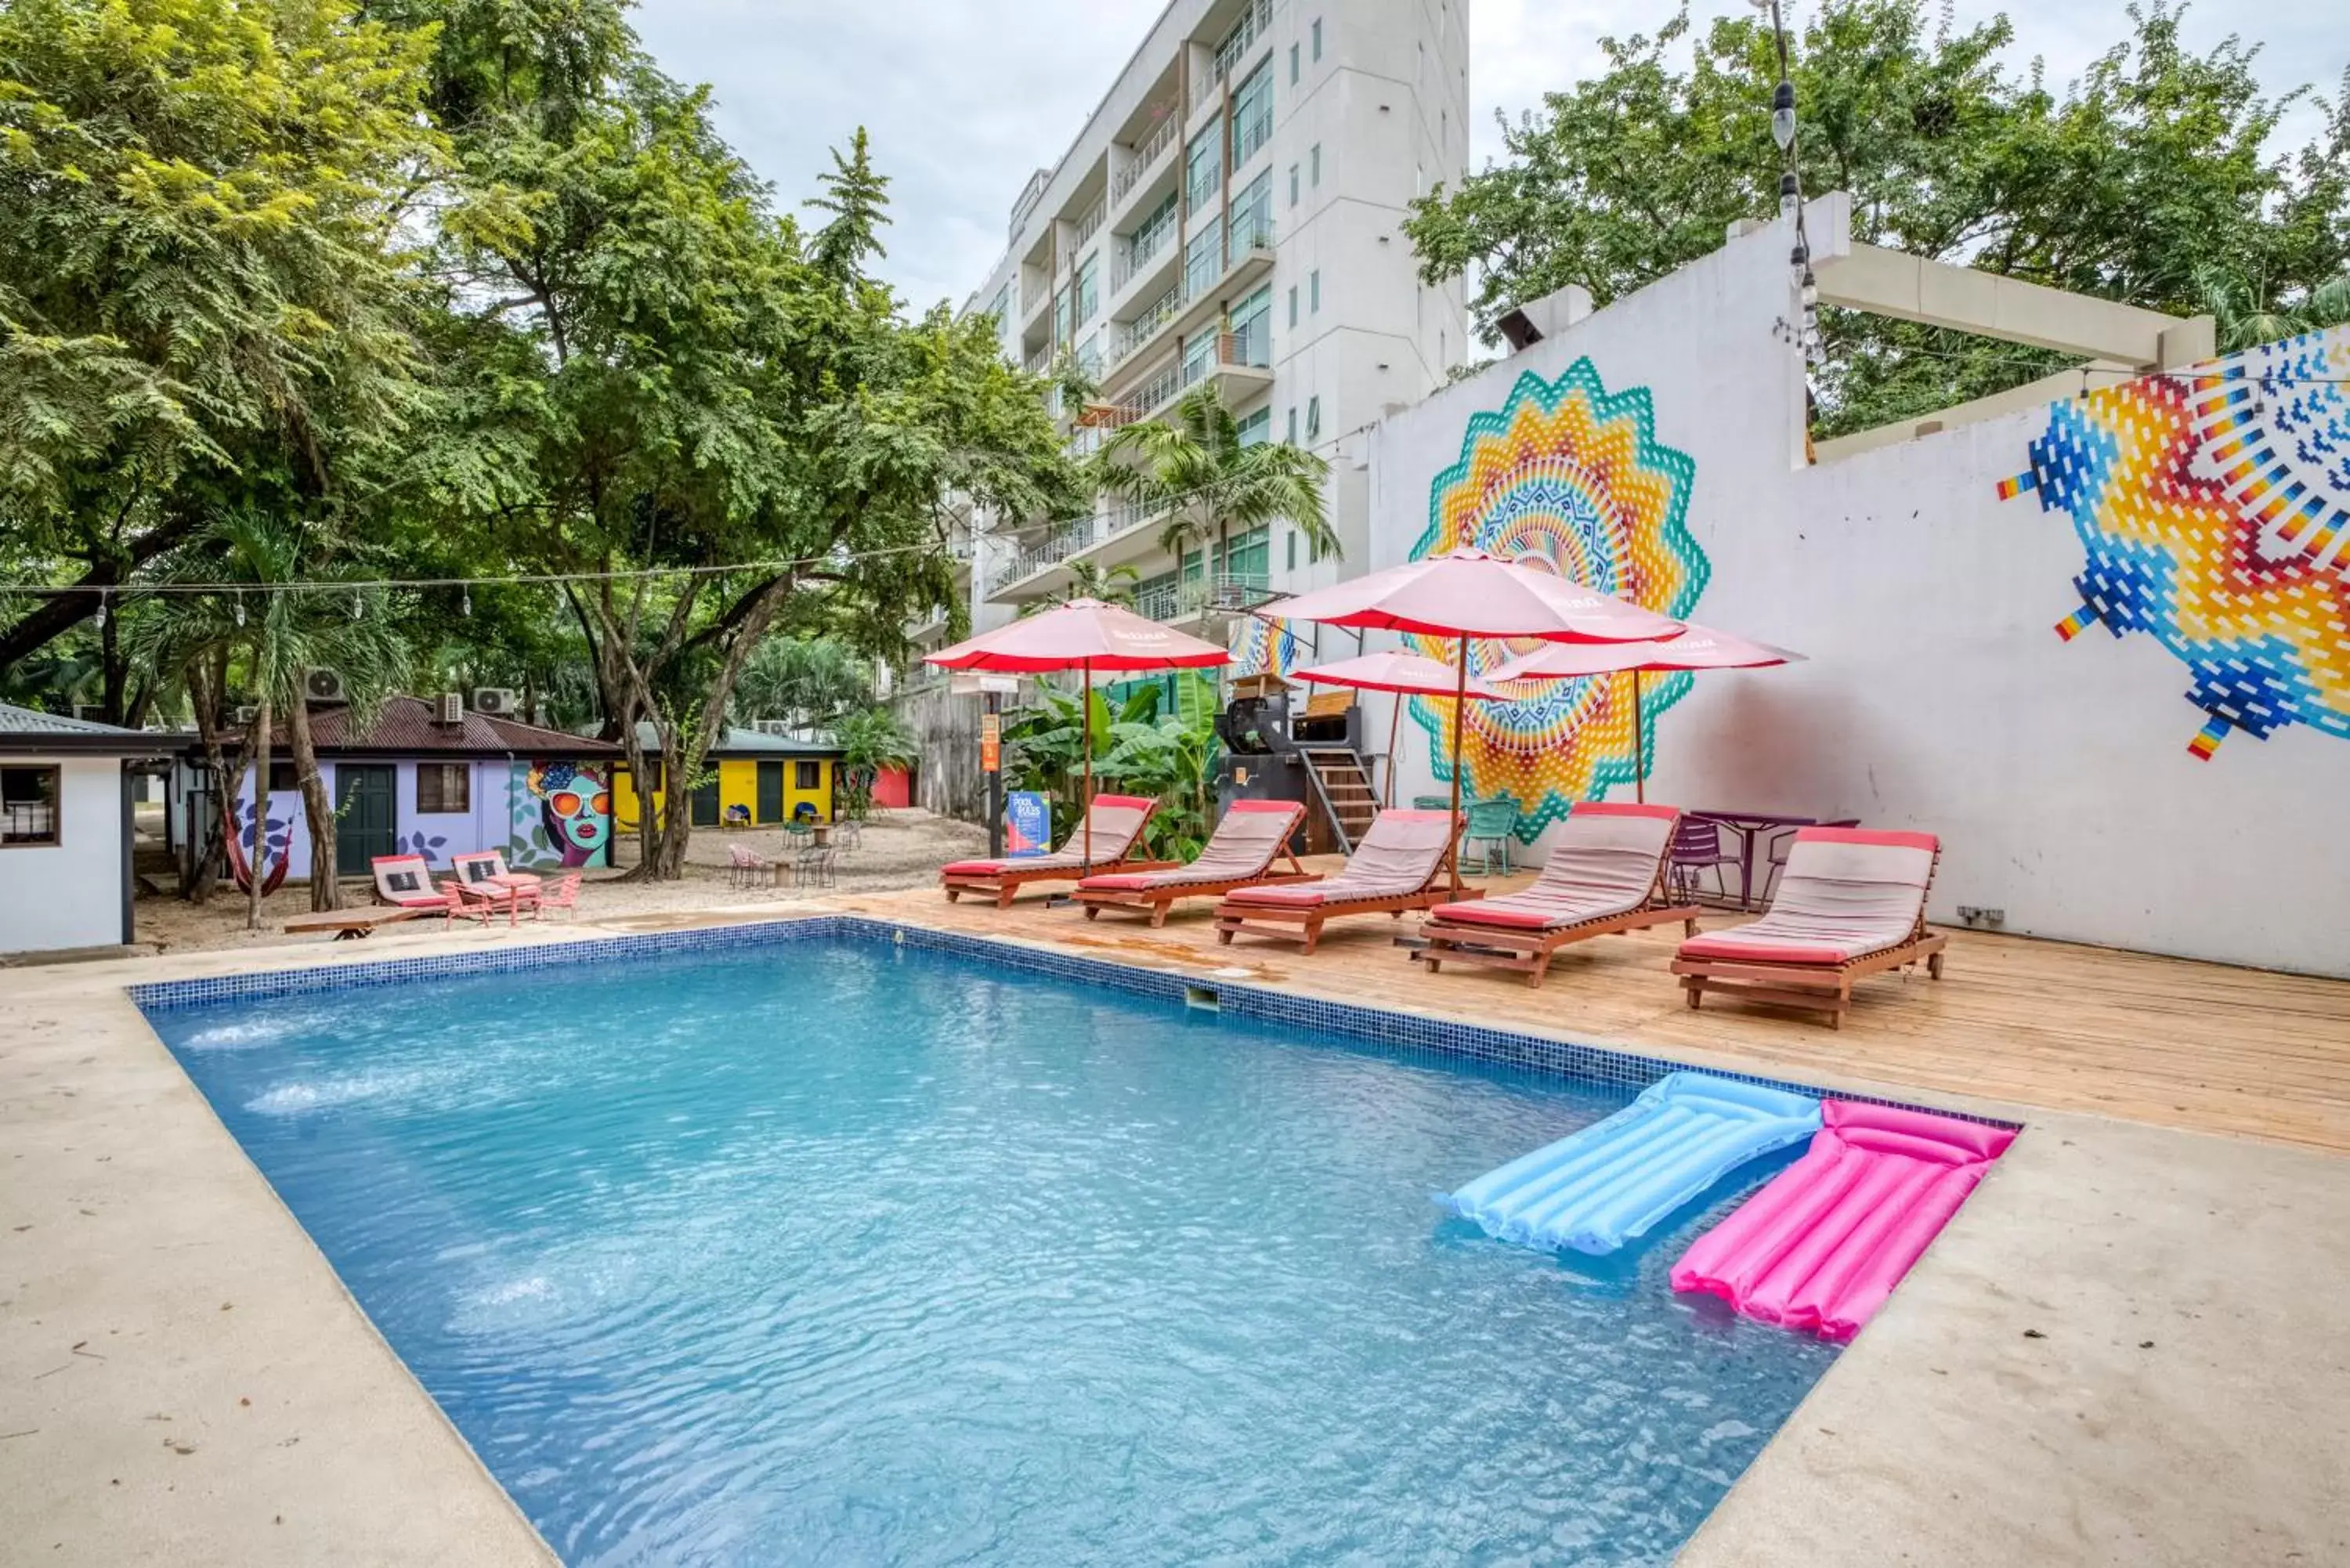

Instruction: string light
[95,590,107,630]
[461,585,472,616]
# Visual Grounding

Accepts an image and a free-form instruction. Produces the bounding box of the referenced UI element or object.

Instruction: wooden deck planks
[836,868,2350,1156]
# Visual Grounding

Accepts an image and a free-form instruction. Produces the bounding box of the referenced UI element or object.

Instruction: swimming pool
[142,927,1839,1566]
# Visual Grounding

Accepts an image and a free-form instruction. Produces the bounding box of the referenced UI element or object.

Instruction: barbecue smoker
[1212,677,1376,854]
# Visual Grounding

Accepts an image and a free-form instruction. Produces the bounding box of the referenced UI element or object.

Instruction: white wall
[1364,204,2350,976]
[0,756,125,953]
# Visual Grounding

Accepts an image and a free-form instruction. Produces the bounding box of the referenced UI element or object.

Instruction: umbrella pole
[1447,638,1467,898]
[1386,692,1403,809]
[1081,662,1094,874]
[1632,669,1645,805]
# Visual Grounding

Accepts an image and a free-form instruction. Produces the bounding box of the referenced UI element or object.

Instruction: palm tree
[830,705,916,819]
[1023,558,1141,615]
[2194,265,2350,352]
[134,515,409,923]
[1092,385,1337,604]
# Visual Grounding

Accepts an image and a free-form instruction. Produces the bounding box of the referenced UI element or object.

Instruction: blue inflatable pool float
[1438,1072,1822,1255]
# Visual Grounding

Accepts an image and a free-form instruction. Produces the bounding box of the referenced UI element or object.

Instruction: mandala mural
[1998,325,2350,760]
[1227,612,1307,681]
[1406,359,1707,837]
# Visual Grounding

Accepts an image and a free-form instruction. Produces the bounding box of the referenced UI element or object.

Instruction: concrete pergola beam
[1805,191,2214,370]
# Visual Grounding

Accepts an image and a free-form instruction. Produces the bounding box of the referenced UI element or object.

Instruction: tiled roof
[282,696,620,756]
[0,701,146,736]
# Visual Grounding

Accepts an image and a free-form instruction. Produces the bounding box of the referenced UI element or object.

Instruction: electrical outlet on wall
[1956,906,2006,928]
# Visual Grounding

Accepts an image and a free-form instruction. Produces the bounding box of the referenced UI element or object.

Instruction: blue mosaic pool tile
[128,916,2019,1133]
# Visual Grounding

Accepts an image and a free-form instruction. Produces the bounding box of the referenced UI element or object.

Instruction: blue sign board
[1004,792,1052,858]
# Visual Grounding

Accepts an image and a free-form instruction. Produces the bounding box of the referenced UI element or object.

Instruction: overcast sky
[633,1,2346,313]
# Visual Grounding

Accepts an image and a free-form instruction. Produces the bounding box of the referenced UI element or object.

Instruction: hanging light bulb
[1800,267,1819,309]
[1770,81,1796,151]
[1789,242,1810,285]
[352,591,363,620]
[1778,171,1799,222]
[95,590,108,630]
[461,584,472,617]
[233,591,246,627]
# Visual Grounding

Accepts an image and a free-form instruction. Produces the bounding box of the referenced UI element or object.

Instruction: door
[334,764,396,877]
[755,761,785,824]
[691,777,721,826]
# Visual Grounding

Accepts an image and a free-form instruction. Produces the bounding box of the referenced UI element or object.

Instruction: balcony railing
[1135,570,1272,623]
[1072,197,1106,248]
[1111,114,1180,207]
[1227,209,1273,267]
[1194,0,1272,108]
[1112,280,1186,365]
[998,518,1097,587]
[1112,215,1177,294]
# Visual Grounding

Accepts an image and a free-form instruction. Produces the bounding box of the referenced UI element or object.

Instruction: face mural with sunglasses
[529,762,613,865]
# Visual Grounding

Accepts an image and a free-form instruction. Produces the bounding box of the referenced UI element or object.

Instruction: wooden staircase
[1298,747,1378,853]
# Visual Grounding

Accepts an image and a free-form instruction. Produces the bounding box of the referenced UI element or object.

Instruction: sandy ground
[130,807,987,956]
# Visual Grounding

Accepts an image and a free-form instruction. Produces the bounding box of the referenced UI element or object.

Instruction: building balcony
[1135,571,1274,627]
[1109,114,1181,219]
[1191,0,1272,113]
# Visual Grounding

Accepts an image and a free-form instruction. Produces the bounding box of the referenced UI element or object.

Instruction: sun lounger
[284,905,435,941]
[371,854,451,911]
[940,793,1174,908]
[1073,800,1313,927]
[1670,827,1947,1028]
[1413,802,1699,987]
[1212,808,1461,954]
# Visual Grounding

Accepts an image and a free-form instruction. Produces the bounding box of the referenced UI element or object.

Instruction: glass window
[1287,406,1298,443]
[1222,525,1270,582]
[1289,164,1300,208]
[1182,330,1216,386]
[1185,123,1220,211]
[1184,216,1222,296]
[1228,170,1271,262]
[1311,143,1321,186]
[1130,191,1177,267]
[983,284,1010,326]
[1073,253,1099,323]
[0,765,60,847]
[1229,284,1271,367]
[1286,528,1298,571]
[1237,407,1271,447]
[1179,544,1206,586]
[794,760,820,789]
[1231,62,1273,168]
[266,759,298,793]
[1076,332,1102,376]
[417,763,470,814]
[1311,18,1322,60]
[1053,286,1071,343]
[1287,286,1297,327]
[1310,270,1321,313]
[1306,394,1321,439]
[1289,42,1299,85]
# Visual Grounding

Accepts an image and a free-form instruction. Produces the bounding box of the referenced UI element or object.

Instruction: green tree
[400,0,1083,878]
[1403,2,2350,436]
[0,0,443,696]
[1093,384,1336,594]
[732,635,875,729]
[1023,558,1141,613]
[829,705,915,819]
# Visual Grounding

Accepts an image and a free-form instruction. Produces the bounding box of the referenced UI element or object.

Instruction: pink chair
[537,873,582,919]
[438,879,495,925]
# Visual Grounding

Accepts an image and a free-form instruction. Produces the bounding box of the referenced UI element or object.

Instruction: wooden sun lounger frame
[1412,891,1702,988]
[284,906,432,941]
[1212,868,1475,956]
[1668,844,1947,1028]
[1074,851,1317,927]
[942,854,1182,909]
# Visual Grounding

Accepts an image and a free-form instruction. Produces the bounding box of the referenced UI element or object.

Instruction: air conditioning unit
[753,719,792,735]
[304,667,348,703]
[470,687,519,717]
[437,692,465,725]
[233,705,259,727]
[73,703,103,722]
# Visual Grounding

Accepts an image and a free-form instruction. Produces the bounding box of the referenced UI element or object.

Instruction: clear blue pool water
[145,935,1838,1566]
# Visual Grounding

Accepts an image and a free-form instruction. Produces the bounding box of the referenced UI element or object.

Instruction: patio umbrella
[1263,547,1683,893]
[924,598,1231,869]
[1487,624,1802,803]
[1289,651,1505,807]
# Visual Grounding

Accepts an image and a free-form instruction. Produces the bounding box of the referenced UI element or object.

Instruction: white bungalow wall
[1365,204,2350,977]
[0,756,126,952]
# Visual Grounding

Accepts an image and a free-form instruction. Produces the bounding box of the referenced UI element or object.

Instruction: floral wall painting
[2002,325,2350,761]
[1407,359,1708,837]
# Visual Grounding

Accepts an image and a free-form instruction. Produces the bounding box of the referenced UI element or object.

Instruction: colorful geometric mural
[1227,612,1307,682]
[505,761,612,868]
[1406,359,1707,836]
[1999,325,2350,759]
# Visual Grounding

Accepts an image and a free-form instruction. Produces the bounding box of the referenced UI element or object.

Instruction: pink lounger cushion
[1224,810,1455,908]
[1078,801,1304,892]
[1426,800,1683,932]
[1676,826,1939,966]
[942,796,1157,878]
[1669,1100,2014,1342]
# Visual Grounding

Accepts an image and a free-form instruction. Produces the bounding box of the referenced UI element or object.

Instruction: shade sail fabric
[1488,624,1800,681]
[1258,547,1683,642]
[1291,651,1506,700]
[924,598,1232,673]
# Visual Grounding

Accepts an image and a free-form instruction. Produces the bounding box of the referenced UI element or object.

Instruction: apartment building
[953,0,1470,642]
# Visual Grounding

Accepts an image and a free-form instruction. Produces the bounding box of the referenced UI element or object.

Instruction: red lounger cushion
[1430,901,1553,929]
[1677,934,1857,966]
[942,859,1013,876]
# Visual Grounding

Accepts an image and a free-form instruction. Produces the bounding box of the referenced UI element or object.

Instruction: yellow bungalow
[613,724,841,832]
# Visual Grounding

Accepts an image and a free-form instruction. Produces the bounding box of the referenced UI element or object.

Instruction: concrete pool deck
[2,903,2345,1565]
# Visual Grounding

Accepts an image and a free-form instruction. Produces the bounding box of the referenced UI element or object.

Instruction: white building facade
[954,0,1470,637]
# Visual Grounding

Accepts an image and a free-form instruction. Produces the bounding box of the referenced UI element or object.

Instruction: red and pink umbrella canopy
[924,599,1230,867]
[1487,623,1802,802]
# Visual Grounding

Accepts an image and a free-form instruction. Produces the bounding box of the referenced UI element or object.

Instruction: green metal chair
[1461,794,1520,875]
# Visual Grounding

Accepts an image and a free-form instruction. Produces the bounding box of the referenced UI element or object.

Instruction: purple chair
[1668,817,1741,906]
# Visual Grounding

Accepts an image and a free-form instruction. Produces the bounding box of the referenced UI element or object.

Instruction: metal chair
[1668,816,1740,906]
[1461,794,1520,876]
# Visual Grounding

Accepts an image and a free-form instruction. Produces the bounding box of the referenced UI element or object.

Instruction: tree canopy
[1403,0,2350,435]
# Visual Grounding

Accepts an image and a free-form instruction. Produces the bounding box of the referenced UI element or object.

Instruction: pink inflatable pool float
[1668,1100,2016,1342]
